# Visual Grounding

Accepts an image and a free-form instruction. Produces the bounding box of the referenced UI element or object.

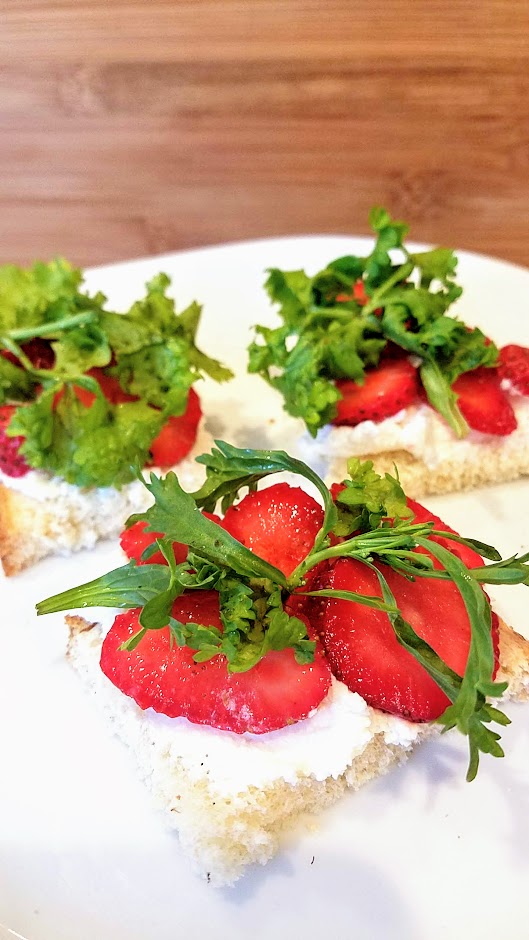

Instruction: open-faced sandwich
[38,442,529,886]
[0,260,232,574]
[248,208,529,494]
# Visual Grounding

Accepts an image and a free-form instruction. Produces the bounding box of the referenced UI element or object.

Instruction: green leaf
[420,360,469,438]
[193,440,336,548]
[0,357,36,403]
[130,468,289,586]
[332,458,412,536]
[10,386,165,488]
[0,261,232,486]
[249,208,498,436]
[36,562,172,614]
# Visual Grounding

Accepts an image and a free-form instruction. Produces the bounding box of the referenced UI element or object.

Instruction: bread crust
[65,614,529,885]
[329,445,529,498]
[0,483,44,576]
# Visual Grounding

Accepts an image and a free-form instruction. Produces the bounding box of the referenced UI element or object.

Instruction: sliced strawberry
[332,359,419,427]
[336,280,369,305]
[1,338,55,370]
[120,520,180,566]
[314,556,498,722]
[92,369,138,405]
[120,511,222,566]
[0,405,30,477]
[100,594,331,733]
[53,368,139,410]
[406,498,483,570]
[498,344,529,396]
[222,482,324,578]
[452,367,517,436]
[148,388,202,468]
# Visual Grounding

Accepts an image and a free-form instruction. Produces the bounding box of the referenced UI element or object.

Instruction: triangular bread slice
[65,614,529,887]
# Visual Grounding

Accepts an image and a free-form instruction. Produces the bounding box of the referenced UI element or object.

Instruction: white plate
[2,237,529,940]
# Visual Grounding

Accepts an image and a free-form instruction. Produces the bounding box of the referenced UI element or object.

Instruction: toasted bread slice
[65,614,529,887]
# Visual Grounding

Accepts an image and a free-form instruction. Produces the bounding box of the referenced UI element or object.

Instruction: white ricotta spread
[123,676,422,796]
[0,420,209,504]
[296,396,529,477]
[77,619,423,797]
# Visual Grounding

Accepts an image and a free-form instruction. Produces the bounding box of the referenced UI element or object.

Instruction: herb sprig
[37,443,528,779]
[248,207,497,437]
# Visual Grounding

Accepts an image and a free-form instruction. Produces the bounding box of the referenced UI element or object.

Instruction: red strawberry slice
[53,368,139,410]
[498,344,529,396]
[0,405,30,477]
[120,510,222,567]
[120,520,180,566]
[332,359,419,427]
[314,556,498,722]
[406,498,483,570]
[452,367,517,436]
[336,280,369,305]
[100,593,332,733]
[1,338,55,370]
[222,482,324,577]
[148,388,202,468]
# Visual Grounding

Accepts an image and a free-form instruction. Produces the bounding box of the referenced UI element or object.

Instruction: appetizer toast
[38,444,529,885]
[249,209,529,494]
[0,261,231,574]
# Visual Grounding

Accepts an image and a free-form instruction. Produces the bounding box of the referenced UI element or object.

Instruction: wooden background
[1,0,529,269]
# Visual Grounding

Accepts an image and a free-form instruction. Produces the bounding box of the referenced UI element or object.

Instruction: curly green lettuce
[248,207,497,436]
[0,262,232,487]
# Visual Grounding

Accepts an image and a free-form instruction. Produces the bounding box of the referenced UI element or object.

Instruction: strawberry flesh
[120,520,181,566]
[313,555,492,722]
[222,482,324,577]
[498,344,529,396]
[332,359,419,426]
[1,338,55,370]
[0,405,30,477]
[120,511,222,566]
[101,595,332,733]
[405,497,484,570]
[452,366,517,436]
[148,388,202,468]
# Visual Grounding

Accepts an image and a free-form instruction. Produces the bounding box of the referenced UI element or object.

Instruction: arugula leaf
[36,562,173,614]
[414,537,509,780]
[192,440,337,548]
[129,469,289,585]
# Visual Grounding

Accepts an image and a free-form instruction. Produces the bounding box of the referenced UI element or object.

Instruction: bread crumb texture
[65,615,529,886]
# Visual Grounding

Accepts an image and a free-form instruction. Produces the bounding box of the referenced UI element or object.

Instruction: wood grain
[1,2,529,268]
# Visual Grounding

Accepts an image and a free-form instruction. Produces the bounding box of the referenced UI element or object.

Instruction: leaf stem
[4,311,97,342]
[362,259,414,315]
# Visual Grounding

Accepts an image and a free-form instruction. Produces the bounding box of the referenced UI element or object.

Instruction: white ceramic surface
[2,236,529,940]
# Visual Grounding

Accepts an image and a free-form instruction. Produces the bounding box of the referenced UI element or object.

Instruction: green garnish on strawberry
[248,207,498,437]
[0,261,232,487]
[37,442,529,779]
